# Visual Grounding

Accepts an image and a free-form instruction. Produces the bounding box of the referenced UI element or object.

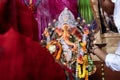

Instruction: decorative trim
[24,0,41,7]
[23,0,41,13]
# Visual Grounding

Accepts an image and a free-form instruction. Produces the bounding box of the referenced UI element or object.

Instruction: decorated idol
[41,7,96,80]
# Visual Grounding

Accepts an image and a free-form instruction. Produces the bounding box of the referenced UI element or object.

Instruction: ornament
[24,0,41,13]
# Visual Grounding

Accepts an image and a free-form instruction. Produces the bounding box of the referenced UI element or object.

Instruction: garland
[24,0,41,13]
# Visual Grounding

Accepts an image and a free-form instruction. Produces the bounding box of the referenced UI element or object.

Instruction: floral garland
[24,0,41,13]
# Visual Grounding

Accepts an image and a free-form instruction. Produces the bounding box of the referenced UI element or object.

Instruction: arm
[105,43,120,71]
[93,44,120,71]
[105,53,120,71]
[92,45,107,61]
[112,0,120,33]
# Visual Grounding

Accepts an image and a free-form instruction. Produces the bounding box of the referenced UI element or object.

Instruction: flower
[48,45,56,54]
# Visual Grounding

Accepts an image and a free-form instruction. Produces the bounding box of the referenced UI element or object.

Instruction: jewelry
[24,0,41,13]
[101,62,105,80]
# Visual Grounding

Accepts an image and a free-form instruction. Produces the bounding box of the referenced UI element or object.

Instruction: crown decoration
[55,7,78,28]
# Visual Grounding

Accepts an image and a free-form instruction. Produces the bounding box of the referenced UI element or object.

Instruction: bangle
[92,46,99,53]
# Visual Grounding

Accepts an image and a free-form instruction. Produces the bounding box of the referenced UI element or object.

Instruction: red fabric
[0,0,70,80]
[0,0,39,41]
[0,29,66,80]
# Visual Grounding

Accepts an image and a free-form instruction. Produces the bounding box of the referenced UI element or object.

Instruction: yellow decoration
[77,55,88,79]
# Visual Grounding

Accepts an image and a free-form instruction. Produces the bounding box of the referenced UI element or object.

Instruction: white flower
[48,45,56,54]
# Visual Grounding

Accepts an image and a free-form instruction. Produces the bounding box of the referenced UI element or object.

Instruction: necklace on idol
[24,0,41,13]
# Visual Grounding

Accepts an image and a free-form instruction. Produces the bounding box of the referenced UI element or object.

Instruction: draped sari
[0,0,73,79]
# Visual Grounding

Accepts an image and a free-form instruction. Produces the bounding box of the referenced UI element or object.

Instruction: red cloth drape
[0,0,71,80]
[0,29,67,80]
[0,0,39,41]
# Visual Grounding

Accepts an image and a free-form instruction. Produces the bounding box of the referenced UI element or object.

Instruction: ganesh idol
[41,7,96,80]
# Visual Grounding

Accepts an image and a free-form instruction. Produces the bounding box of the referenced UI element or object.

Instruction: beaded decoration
[101,62,105,80]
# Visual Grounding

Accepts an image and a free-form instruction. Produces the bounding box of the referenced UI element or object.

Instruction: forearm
[92,45,107,61]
